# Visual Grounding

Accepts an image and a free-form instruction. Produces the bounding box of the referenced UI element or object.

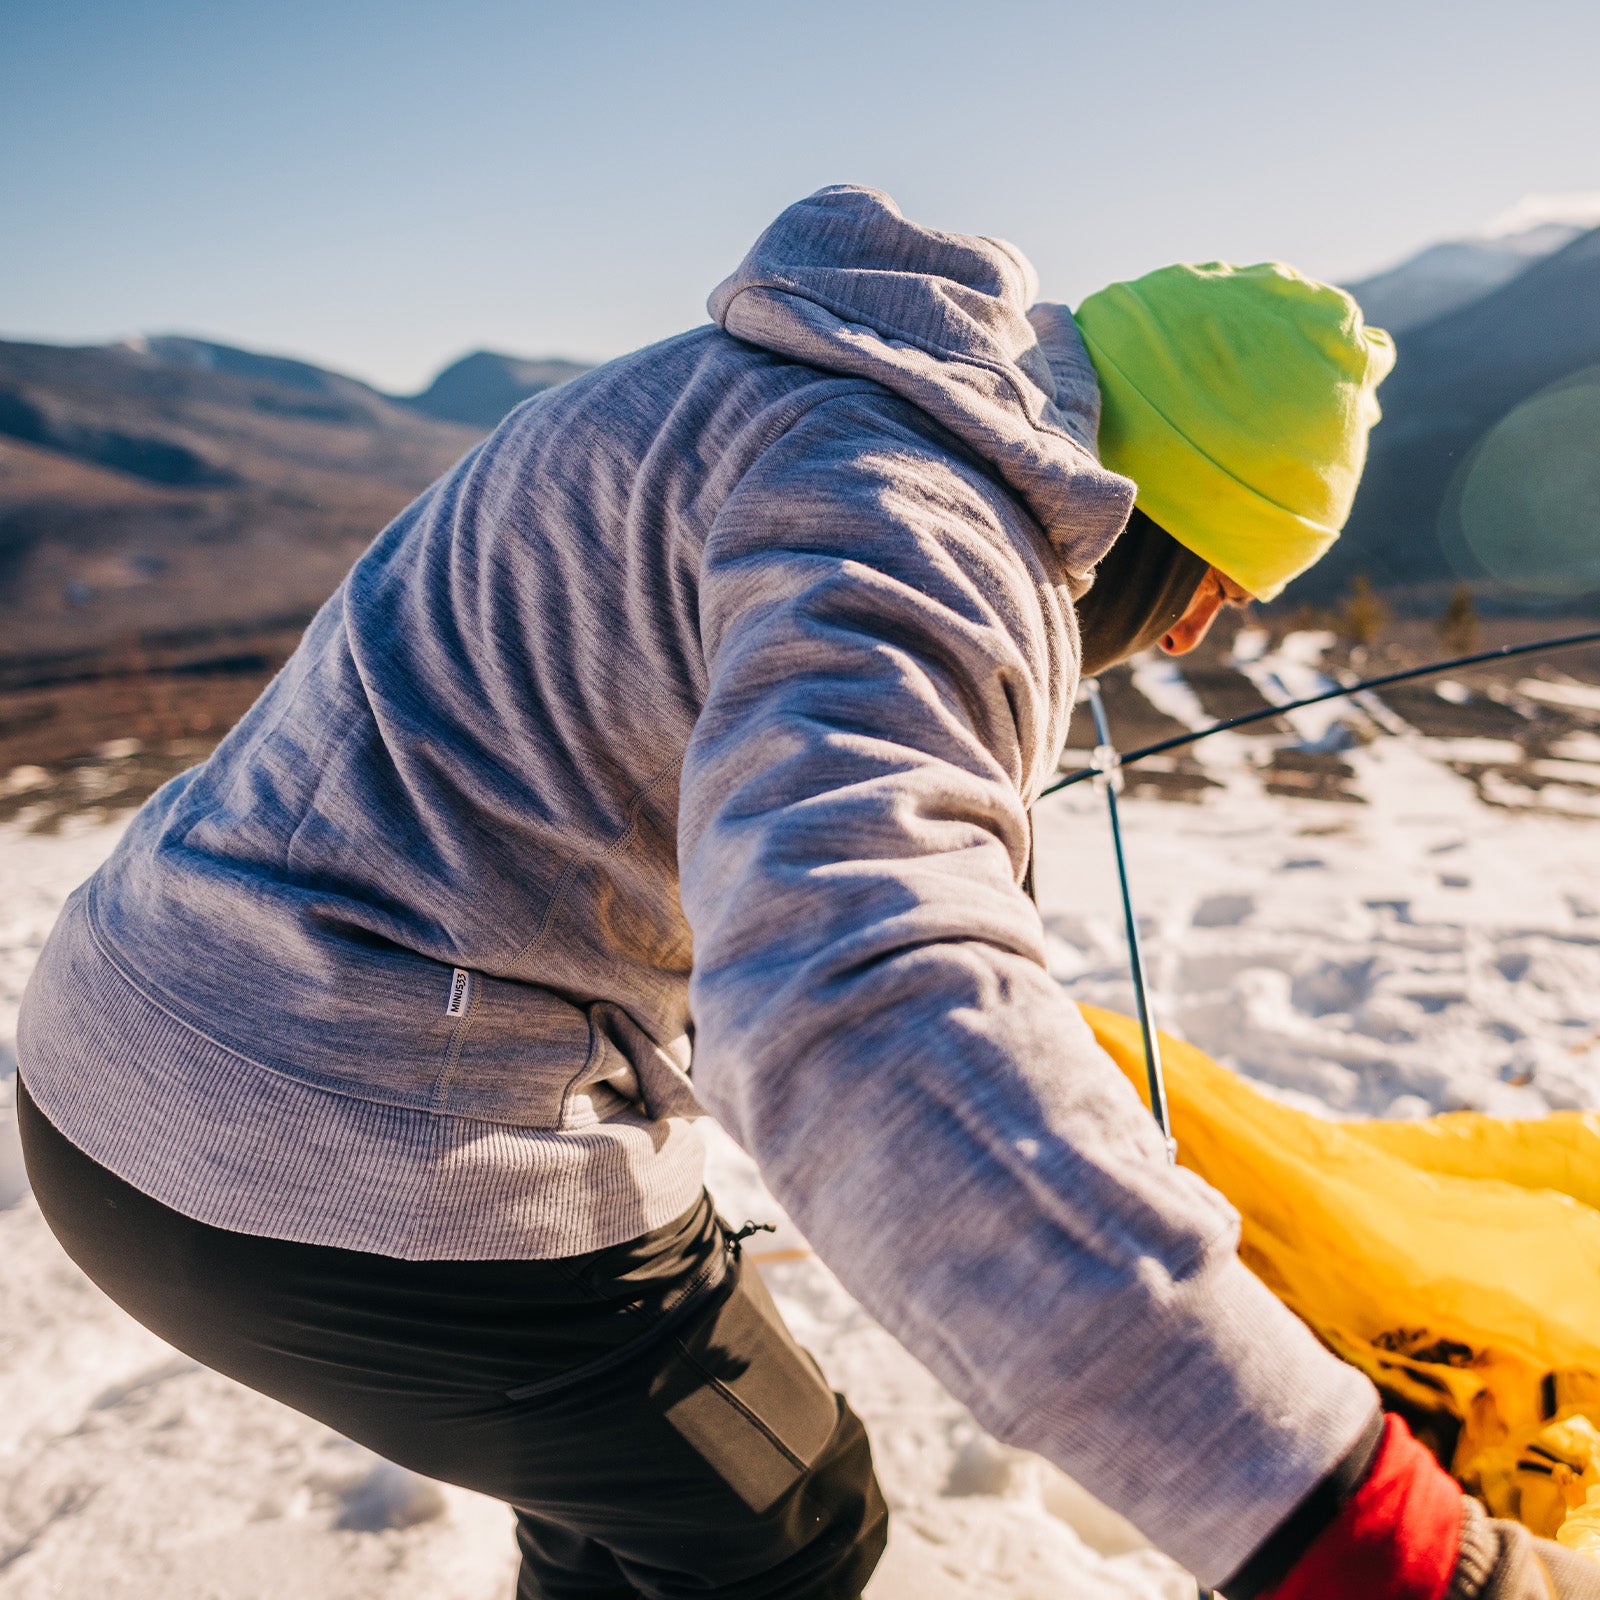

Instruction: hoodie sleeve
[678,393,1378,1587]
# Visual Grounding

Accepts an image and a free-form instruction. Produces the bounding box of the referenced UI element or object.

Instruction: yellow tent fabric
[1079,1003,1600,1552]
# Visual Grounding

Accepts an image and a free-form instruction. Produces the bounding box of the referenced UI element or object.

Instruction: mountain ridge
[5,185,1598,702]
[0,336,484,671]
[1342,193,1600,334]
[1293,219,1600,612]
[0,332,596,670]
[405,350,593,427]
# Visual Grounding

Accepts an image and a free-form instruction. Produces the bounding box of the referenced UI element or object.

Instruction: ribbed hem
[16,888,706,1261]
[1445,1499,1496,1600]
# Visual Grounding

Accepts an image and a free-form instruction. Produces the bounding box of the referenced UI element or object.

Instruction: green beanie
[1075,261,1395,601]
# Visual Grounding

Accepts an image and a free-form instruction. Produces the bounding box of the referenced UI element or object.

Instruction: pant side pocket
[647,1253,840,1514]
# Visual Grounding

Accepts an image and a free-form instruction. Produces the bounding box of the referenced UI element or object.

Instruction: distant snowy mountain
[1292,213,1600,611]
[1481,192,1600,237]
[1344,194,1600,334]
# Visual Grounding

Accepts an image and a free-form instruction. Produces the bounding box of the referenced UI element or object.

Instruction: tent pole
[1083,678,1207,1594]
[1083,679,1175,1160]
[1046,627,1600,798]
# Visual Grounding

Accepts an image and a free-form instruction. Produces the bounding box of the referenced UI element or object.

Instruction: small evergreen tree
[1437,584,1481,655]
[1340,574,1389,648]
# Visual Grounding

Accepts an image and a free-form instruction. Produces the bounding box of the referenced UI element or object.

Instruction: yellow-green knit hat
[1075,261,1395,600]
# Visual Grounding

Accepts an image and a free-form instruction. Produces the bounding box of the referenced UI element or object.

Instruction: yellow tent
[1080,1004,1600,1553]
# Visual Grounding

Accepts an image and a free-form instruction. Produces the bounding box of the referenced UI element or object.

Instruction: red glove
[1250,1413,1600,1600]
[1265,1414,1461,1600]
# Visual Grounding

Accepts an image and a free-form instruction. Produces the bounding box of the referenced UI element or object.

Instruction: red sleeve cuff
[1268,1415,1463,1600]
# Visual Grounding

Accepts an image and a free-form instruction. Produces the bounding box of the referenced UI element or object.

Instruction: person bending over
[17,186,1589,1600]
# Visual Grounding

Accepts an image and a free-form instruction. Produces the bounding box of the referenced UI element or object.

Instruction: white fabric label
[446,967,472,1017]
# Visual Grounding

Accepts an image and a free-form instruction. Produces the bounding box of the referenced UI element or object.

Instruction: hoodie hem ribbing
[16,891,707,1261]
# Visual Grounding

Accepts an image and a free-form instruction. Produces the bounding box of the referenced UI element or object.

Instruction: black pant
[17,1078,887,1600]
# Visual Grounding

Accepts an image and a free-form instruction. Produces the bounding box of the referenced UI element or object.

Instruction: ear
[1159,569,1227,656]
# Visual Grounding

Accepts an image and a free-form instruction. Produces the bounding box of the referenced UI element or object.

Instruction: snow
[6,670,1600,1597]
[1516,677,1600,713]
[1342,193,1600,334]
[1042,738,1600,1122]
[1480,192,1600,239]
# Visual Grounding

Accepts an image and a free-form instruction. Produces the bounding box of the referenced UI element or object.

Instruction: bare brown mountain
[0,338,487,677]
[0,336,503,780]
[404,350,592,428]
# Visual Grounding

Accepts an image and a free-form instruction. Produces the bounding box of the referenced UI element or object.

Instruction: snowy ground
[6,632,1600,1599]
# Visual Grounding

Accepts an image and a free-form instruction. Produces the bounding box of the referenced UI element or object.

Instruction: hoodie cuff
[1240,1415,1462,1600]
[1219,1408,1385,1597]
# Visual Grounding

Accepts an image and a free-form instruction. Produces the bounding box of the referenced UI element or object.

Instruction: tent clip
[1090,742,1125,795]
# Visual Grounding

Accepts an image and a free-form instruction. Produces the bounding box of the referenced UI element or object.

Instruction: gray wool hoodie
[19,185,1377,1583]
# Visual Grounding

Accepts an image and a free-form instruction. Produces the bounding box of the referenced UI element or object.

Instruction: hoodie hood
[709,186,1136,587]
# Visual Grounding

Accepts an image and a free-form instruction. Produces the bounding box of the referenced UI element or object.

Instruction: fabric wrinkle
[18,182,1379,1578]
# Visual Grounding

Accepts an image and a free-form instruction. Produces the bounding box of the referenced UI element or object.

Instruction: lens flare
[1443,367,1600,597]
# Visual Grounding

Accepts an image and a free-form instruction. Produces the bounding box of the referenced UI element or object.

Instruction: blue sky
[5,0,1598,391]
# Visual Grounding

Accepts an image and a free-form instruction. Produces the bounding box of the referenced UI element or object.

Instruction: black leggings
[17,1078,887,1600]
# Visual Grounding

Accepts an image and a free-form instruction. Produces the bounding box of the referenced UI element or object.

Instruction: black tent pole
[1046,628,1600,796]
[1083,679,1176,1161]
